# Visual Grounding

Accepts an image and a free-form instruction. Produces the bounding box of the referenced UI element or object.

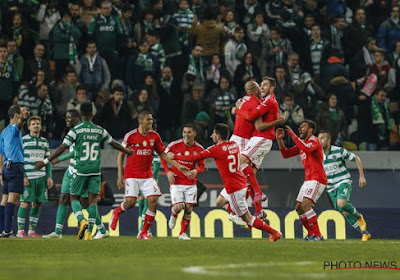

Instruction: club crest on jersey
[332,155,337,160]
[193,151,197,155]
[184,151,190,156]
[222,145,227,151]
[143,140,147,147]
[150,139,155,146]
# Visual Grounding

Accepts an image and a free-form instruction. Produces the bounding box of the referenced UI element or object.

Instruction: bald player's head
[244,81,260,97]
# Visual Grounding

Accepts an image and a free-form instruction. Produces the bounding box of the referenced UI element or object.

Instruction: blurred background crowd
[0,0,399,151]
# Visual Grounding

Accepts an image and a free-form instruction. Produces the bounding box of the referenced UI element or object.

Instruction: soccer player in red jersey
[235,78,285,216]
[168,123,282,242]
[109,111,189,239]
[276,120,327,241]
[161,124,205,240]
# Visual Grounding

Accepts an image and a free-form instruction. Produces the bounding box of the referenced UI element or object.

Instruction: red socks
[299,209,321,236]
[141,210,156,234]
[179,214,191,235]
[242,165,262,194]
[249,216,277,235]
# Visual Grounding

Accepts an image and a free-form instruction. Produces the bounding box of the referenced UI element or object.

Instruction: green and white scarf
[371,95,394,137]
[187,54,204,80]
[69,35,78,65]
[135,52,154,72]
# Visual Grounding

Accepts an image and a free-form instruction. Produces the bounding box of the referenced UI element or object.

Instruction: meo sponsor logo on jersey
[325,164,339,171]
[136,149,152,155]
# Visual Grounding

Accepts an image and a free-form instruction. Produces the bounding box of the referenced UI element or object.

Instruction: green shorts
[20,176,48,203]
[328,182,352,208]
[70,174,101,196]
[62,169,88,198]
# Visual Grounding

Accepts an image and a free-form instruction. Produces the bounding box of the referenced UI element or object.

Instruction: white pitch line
[183,262,326,278]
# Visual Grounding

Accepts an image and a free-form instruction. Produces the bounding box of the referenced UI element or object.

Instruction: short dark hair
[302,119,317,133]
[183,123,196,132]
[214,123,229,140]
[112,86,123,94]
[271,26,282,34]
[86,41,96,47]
[318,130,331,139]
[80,102,93,116]
[284,93,294,100]
[67,109,80,119]
[8,105,21,119]
[0,43,7,49]
[76,85,87,93]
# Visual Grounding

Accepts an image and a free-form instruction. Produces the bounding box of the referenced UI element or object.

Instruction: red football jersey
[122,129,165,179]
[233,94,260,139]
[174,141,247,194]
[253,93,279,140]
[161,139,205,185]
[280,133,327,184]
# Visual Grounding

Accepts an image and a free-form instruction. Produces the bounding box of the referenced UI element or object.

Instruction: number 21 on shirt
[227,154,240,173]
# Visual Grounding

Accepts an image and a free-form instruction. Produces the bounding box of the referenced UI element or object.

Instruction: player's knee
[341,210,349,216]
[59,194,69,205]
[216,197,226,207]
[32,202,41,208]
[20,202,30,208]
[173,203,184,213]
[124,198,136,209]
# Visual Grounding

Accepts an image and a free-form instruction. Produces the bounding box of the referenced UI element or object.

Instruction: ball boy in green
[318,131,371,241]
[35,102,133,240]
[17,116,53,238]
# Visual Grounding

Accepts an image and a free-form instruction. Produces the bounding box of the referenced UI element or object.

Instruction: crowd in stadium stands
[0,0,400,151]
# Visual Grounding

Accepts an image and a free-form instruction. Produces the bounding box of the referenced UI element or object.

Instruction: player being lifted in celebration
[318,131,371,241]
[43,109,108,239]
[36,102,133,240]
[161,124,205,240]
[16,116,53,238]
[168,123,282,242]
[110,111,189,240]
[234,78,285,218]
[276,121,327,241]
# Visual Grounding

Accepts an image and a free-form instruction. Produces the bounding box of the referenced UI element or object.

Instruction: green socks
[17,206,27,231]
[29,207,40,231]
[341,202,361,219]
[87,205,98,233]
[95,211,106,234]
[55,204,68,234]
[71,200,84,223]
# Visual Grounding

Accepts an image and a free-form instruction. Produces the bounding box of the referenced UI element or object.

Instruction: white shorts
[220,188,248,216]
[125,178,162,198]
[242,137,273,169]
[296,180,326,203]
[230,135,249,153]
[170,184,197,205]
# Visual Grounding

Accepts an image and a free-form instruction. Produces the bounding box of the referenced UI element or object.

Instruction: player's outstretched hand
[187,169,198,180]
[35,161,45,170]
[231,106,237,115]
[235,98,244,109]
[359,176,367,189]
[47,177,54,188]
[276,128,285,139]
[284,125,293,133]
[178,165,190,175]
[167,171,176,184]
[277,112,287,124]
[127,149,134,156]
[117,176,125,189]
[167,152,175,160]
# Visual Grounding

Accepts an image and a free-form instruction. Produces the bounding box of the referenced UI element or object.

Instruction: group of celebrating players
[0,76,371,241]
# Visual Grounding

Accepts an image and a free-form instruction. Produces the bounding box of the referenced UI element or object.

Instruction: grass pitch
[0,237,399,280]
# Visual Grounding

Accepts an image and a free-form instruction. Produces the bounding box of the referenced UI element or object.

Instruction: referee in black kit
[0,105,28,237]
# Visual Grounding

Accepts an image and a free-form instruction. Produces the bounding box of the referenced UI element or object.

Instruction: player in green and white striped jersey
[318,131,371,241]
[35,103,133,240]
[17,116,53,238]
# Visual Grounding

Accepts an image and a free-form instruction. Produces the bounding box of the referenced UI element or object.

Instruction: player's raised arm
[109,139,134,155]
[355,155,367,188]
[35,144,68,170]
[159,152,190,174]
[277,128,300,158]
[255,112,286,131]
